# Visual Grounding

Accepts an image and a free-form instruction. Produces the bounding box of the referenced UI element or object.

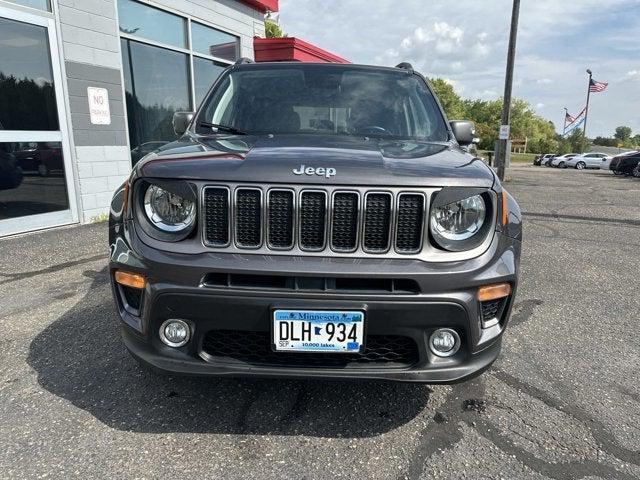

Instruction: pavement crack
[492,370,640,468]
[522,211,640,228]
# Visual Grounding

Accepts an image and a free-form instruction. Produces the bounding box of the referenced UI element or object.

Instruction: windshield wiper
[199,121,247,135]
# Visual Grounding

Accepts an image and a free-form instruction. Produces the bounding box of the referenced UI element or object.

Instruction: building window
[121,39,191,164]
[191,21,238,61]
[193,57,226,107]
[5,0,51,11]
[117,0,187,48]
[117,0,239,164]
[0,17,58,131]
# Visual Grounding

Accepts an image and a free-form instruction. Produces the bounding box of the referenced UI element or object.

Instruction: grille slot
[235,189,262,248]
[202,330,419,368]
[203,187,230,246]
[299,191,327,251]
[331,192,359,251]
[363,193,392,252]
[395,193,425,253]
[267,189,294,249]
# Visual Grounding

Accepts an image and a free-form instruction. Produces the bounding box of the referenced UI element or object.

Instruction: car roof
[232,61,415,75]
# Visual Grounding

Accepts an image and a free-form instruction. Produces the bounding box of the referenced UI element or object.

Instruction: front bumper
[109,223,520,383]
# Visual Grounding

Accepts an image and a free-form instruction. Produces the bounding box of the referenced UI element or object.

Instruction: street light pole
[496,0,521,181]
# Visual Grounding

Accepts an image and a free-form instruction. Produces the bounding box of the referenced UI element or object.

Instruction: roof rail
[395,62,414,72]
[234,57,254,65]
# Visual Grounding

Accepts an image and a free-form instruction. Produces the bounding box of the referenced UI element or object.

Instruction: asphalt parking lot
[1,165,639,479]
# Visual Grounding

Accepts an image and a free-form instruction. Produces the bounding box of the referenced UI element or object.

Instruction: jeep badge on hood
[292,165,337,178]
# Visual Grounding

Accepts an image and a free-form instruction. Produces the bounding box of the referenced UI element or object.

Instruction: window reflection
[0,142,69,220]
[5,0,50,11]
[117,0,187,48]
[191,21,239,62]
[193,57,225,107]
[0,17,59,131]
[121,39,191,164]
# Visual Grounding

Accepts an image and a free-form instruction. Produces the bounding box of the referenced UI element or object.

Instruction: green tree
[427,77,559,154]
[265,19,285,38]
[614,125,632,141]
[566,129,589,153]
[428,78,466,120]
[593,136,617,147]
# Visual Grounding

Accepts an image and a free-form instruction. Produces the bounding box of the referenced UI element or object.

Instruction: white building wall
[55,0,265,223]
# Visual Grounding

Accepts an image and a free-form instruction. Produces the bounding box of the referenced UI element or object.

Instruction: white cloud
[278,0,640,136]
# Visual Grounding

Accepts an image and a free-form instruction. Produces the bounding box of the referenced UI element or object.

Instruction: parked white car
[551,153,578,168]
[565,152,612,170]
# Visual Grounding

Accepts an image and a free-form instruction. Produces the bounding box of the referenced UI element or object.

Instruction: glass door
[0,5,77,236]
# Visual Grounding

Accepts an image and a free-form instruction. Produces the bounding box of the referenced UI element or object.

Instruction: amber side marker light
[114,270,146,289]
[501,190,508,226]
[477,283,512,302]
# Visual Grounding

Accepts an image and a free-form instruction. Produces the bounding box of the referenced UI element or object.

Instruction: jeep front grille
[202,185,431,256]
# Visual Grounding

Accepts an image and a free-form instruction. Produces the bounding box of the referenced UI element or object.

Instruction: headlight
[143,184,196,232]
[430,193,489,251]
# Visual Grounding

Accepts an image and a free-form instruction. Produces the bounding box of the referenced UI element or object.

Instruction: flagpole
[582,69,593,152]
[496,0,521,181]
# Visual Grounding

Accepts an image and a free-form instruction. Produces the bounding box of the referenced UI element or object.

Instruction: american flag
[564,106,585,126]
[589,78,608,92]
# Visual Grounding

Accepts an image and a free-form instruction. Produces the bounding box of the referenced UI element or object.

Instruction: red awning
[240,0,278,13]
[254,37,349,63]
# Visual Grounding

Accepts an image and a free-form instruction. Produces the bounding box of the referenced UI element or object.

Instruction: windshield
[195,65,448,141]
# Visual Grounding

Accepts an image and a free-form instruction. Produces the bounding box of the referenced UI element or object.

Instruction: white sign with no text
[499,124,510,140]
[87,87,111,125]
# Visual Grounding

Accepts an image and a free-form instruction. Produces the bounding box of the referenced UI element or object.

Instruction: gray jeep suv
[108,61,522,383]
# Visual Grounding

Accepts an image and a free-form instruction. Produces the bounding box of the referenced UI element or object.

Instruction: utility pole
[496,0,521,181]
[582,69,593,153]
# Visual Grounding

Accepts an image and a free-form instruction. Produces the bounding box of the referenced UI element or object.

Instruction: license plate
[273,309,364,353]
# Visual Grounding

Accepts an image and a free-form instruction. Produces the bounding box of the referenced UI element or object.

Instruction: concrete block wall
[75,146,131,220]
[54,0,265,222]
[57,0,129,222]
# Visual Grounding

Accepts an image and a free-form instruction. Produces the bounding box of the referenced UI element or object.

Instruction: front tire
[575,162,586,170]
[559,162,565,168]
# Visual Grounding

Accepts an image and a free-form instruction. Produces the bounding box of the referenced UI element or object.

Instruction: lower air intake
[202,330,419,368]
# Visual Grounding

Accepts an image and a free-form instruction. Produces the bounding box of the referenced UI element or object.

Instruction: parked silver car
[551,153,578,168]
[565,152,612,170]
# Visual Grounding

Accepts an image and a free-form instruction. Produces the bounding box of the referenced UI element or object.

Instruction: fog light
[159,319,191,347]
[429,328,460,357]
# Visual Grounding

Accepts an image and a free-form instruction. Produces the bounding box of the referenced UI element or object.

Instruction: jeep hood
[136,134,495,188]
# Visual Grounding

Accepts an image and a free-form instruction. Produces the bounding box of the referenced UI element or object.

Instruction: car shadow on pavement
[27,267,430,437]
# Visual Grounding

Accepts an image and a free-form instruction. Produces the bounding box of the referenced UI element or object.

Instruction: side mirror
[450,120,475,147]
[173,111,194,136]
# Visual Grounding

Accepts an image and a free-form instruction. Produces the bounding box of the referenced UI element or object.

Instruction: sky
[278,0,640,138]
